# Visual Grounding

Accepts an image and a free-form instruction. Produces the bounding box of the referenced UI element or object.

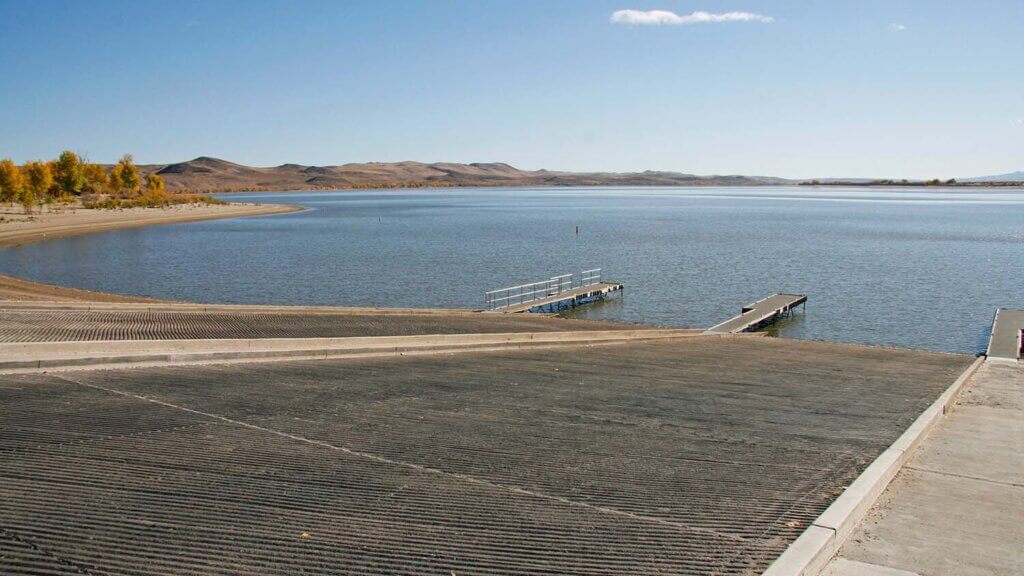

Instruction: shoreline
[0,202,302,302]
[209,182,1024,195]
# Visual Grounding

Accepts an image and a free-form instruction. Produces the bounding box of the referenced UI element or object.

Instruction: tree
[22,161,52,213]
[115,154,140,195]
[44,160,60,200]
[82,163,108,195]
[0,159,24,204]
[54,150,85,196]
[145,173,165,192]
[19,187,36,214]
[109,163,124,194]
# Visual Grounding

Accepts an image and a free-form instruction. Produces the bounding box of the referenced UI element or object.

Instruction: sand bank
[0,202,301,301]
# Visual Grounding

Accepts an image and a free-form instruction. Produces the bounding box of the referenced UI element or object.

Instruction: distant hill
[132,157,795,192]
[960,171,1024,183]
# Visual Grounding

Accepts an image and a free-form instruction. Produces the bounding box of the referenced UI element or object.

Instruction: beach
[0,202,301,301]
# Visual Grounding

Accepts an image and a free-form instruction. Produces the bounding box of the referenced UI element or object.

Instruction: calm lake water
[2,187,1022,353]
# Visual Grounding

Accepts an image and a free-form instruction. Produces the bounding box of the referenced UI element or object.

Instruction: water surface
[1,186,1021,353]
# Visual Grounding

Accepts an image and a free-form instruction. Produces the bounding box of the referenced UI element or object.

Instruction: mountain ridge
[960,171,1024,183]
[131,157,794,191]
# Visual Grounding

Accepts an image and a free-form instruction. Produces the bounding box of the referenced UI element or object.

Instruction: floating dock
[706,293,807,333]
[485,268,623,313]
[986,308,1024,360]
[502,282,623,313]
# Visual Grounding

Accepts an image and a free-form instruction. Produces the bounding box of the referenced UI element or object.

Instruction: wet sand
[0,203,301,301]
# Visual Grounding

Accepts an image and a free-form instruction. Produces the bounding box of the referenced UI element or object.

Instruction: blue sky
[1,1,1021,178]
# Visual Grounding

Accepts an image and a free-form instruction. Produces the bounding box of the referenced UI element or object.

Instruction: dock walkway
[484,268,622,314]
[500,282,623,313]
[987,308,1024,360]
[706,293,807,334]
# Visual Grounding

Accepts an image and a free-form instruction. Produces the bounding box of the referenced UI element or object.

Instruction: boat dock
[485,268,623,313]
[502,283,623,313]
[706,293,807,333]
[986,307,1024,360]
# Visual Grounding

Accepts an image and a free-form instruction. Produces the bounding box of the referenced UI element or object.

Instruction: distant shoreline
[0,202,301,302]
[800,181,1024,188]
[211,182,1024,194]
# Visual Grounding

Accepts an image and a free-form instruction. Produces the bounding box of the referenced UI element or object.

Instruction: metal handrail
[485,268,604,310]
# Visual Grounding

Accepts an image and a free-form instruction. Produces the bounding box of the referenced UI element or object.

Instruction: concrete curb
[0,329,704,374]
[761,355,986,576]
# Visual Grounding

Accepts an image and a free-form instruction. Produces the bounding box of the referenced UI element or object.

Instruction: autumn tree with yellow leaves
[22,161,52,214]
[0,159,24,204]
[115,154,140,195]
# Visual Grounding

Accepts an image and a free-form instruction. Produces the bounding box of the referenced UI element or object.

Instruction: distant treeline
[0,151,223,213]
[800,178,1023,187]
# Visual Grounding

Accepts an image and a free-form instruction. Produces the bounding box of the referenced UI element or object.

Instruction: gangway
[485,269,623,313]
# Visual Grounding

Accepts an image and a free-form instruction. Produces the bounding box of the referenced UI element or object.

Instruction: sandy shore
[0,202,301,302]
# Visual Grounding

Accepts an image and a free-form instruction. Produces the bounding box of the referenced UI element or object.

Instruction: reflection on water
[1,186,1021,353]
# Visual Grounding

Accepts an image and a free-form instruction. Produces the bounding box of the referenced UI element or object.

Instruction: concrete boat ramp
[0,297,1019,575]
[822,359,1023,576]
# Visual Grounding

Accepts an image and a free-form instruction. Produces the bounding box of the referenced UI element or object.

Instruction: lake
[1,186,1021,353]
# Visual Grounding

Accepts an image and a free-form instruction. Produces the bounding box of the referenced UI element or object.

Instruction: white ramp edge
[761,355,986,576]
[0,329,703,374]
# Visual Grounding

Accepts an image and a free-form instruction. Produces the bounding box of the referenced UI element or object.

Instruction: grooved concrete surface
[0,308,644,343]
[0,337,971,575]
[825,360,1024,576]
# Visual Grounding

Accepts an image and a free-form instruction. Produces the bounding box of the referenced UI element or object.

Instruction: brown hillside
[131,157,791,191]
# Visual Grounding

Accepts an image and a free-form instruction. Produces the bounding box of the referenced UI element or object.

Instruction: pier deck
[707,293,807,333]
[0,336,970,576]
[499,281,623,313]
[987,308,1024,360]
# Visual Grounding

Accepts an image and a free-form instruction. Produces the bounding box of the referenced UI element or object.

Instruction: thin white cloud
[889,23,907,31]
[610,9,774,25]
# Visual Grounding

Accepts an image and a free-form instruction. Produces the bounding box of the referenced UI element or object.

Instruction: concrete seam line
[48,373,750,544]
[759,355,986,576]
